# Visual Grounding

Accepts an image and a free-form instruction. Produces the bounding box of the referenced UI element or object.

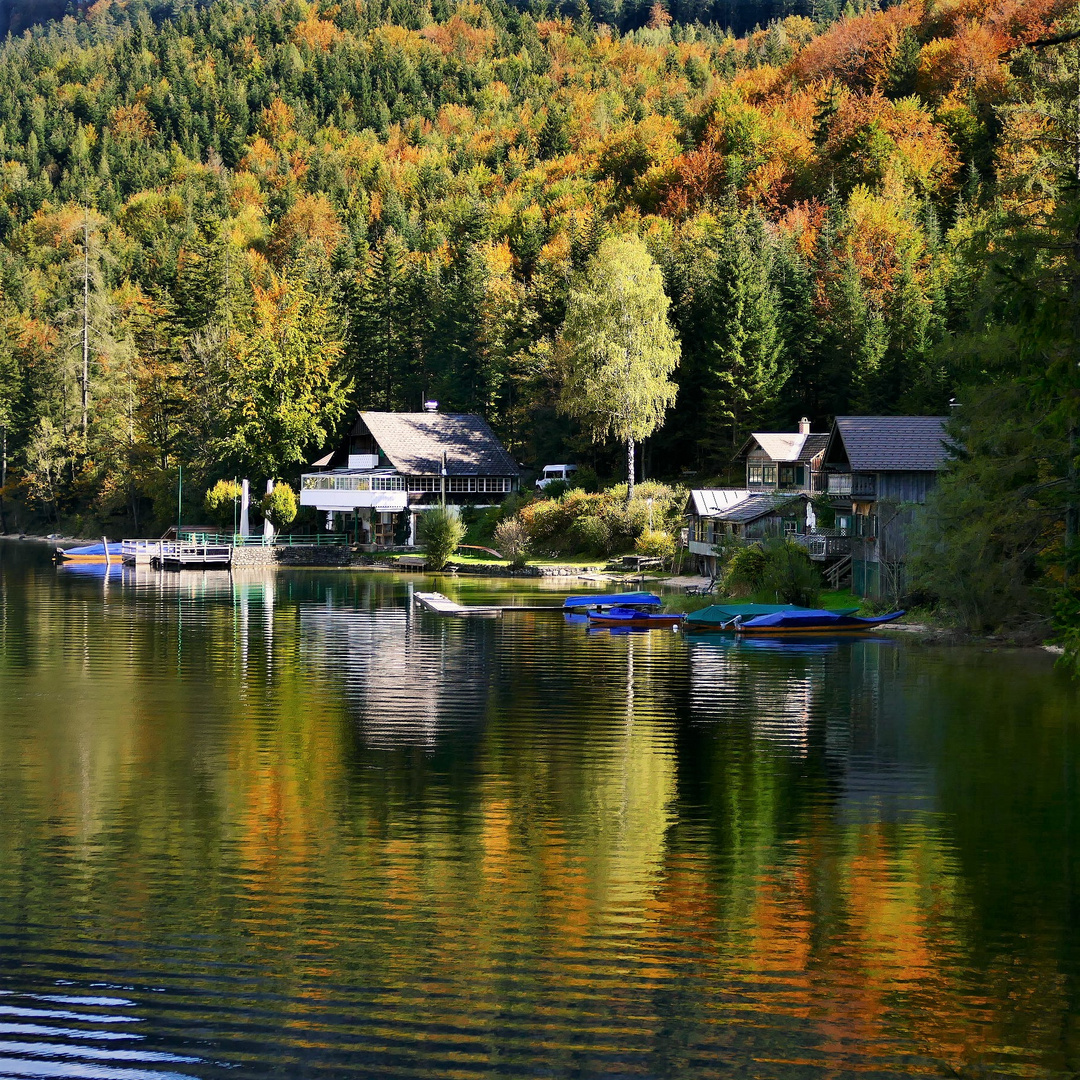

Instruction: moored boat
[563,592,662,611]
[55,541,124,564]
[684,603,859,634]
[586,605,684,629]
[734,609,905,635]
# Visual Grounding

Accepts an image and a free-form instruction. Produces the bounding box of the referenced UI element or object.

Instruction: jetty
[413,591,565,617]
[121,539,232,568]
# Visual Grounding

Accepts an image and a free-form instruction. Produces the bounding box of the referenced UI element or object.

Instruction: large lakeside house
[686,415,950,597]
[823,415,949,598]
[300,410,520,547]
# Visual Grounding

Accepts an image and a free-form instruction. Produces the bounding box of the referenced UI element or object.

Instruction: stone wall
[232,545,352,568]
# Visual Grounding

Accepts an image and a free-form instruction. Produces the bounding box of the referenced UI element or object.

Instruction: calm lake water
[1,540,1079,1079]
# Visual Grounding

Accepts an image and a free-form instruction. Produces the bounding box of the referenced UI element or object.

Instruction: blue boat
[562,592,662,611]
[586,605,683,629]
[55,541,123,563]
[734,609,905,636]
[684,603,860,633]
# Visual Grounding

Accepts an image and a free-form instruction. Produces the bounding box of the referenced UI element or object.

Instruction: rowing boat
[586,605,684,629]
[734,609,905,635]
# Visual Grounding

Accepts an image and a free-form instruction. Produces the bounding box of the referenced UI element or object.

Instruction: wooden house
[686,490,810,577]
[823,415,949,598]
[736,418,830,495]
[300,410,520,546]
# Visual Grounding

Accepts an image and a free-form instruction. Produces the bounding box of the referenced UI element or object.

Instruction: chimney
[798,417,811,435]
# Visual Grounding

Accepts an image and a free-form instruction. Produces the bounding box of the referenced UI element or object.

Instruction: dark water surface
[2,541,1079,1079]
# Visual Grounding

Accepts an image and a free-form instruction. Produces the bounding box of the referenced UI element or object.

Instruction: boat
[562,592,662,611]
[684,603,859,634]
[55,541,124,564]
[586,605,684,629]
[733,609,905,636]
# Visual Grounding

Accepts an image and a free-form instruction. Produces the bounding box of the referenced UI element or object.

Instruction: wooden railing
[827,473,876,497]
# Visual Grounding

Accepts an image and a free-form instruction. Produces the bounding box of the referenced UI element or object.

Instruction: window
[748,463,764,484]
[779,465,805,488]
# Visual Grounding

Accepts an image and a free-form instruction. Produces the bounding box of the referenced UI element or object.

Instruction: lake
[1,539,1078,1079]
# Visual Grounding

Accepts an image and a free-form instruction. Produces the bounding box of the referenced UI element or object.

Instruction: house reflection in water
[298,592,490,750]
[686,636,938,822]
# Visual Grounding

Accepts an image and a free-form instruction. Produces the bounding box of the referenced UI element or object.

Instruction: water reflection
[1,541,1079,1079]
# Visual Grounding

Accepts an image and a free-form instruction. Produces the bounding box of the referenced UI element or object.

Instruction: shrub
[758,538,822,607]
[261,483,298,531]
[570,513,614,555]
[568,465,599,492]
[420,505,466,571]
[724,544,769,596]
[635,527,676,562]
[204,479,242,530]
[493,516,530,568]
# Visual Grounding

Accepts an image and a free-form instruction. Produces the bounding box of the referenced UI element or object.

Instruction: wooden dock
[122,539,232,568]
[413,592,566,617]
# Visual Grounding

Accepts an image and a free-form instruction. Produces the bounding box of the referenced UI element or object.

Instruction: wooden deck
[122,539,232,568]
[413,592,566,617]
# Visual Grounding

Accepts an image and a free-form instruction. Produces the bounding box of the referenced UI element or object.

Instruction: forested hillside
[0,0,1075,564]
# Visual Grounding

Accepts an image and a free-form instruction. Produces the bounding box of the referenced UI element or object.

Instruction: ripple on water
[1,553,1080,1078]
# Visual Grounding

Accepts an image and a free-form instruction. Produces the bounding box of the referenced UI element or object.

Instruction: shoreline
[1,534,1069,659]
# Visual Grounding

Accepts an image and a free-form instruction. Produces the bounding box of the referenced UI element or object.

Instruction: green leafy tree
[220,274,350,481]
[556,234,680,502]
[420,504,465,571]
[261,482,298,530]
[204,478,242,530]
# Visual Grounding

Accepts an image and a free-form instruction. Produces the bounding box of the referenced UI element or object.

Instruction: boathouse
[823,415,950,599]
[300,410,520,547]
[685,490,811,577]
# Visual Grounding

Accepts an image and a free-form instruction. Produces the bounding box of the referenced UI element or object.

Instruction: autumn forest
[0,0,1077,634]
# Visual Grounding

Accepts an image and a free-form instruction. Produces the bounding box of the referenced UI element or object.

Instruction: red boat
[586,605,684,629]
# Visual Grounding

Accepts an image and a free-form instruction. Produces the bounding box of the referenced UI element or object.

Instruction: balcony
[827,472,876,498]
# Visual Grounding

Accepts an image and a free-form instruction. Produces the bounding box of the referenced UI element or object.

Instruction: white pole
[239,479,250,538]
[263,479,275,542]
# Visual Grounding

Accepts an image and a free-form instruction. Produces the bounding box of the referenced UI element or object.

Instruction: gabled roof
[359,412,519,476]
[721,493,808,524]
[686,490,806,523]
[738,432,830,463]
[687,489,750,517]
[829,416,949,472]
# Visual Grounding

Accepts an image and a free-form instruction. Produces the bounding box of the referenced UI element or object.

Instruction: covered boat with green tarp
[684,603,859,633]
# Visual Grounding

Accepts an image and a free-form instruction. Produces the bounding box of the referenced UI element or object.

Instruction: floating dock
[413,592,566,617]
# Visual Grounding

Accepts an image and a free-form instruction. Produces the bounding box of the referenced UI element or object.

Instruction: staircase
[824,554,852,590]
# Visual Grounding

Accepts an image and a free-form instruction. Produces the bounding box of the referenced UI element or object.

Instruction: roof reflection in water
[299,592,489,750]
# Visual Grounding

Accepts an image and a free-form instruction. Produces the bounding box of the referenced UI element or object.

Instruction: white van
[536,464,578,490]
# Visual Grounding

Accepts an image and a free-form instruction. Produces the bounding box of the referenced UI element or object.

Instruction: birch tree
[556,235,680,502]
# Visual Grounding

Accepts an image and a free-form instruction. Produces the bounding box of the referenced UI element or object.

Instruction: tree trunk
[81,215,90,441]
[0,422,6,534]
[1068,419,1079,583]
[626,435,635,503]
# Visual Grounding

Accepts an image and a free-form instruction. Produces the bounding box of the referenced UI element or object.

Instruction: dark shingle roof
[361,412,519,476]
[717,493,806,524]
[832,416,949,472]
[798,434,830,463]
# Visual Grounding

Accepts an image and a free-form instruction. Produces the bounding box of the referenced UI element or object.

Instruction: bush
[724,544,769,596]
[204,479,242,530]
[493,516,530,568]
[758,538,821,607]
[723,538,821,607]
[420,505,466,571]
[261,483,298,531]
[568,465,599,492]
[570,513,614,555]
[516,481,688,558]
[635,528,675,562]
